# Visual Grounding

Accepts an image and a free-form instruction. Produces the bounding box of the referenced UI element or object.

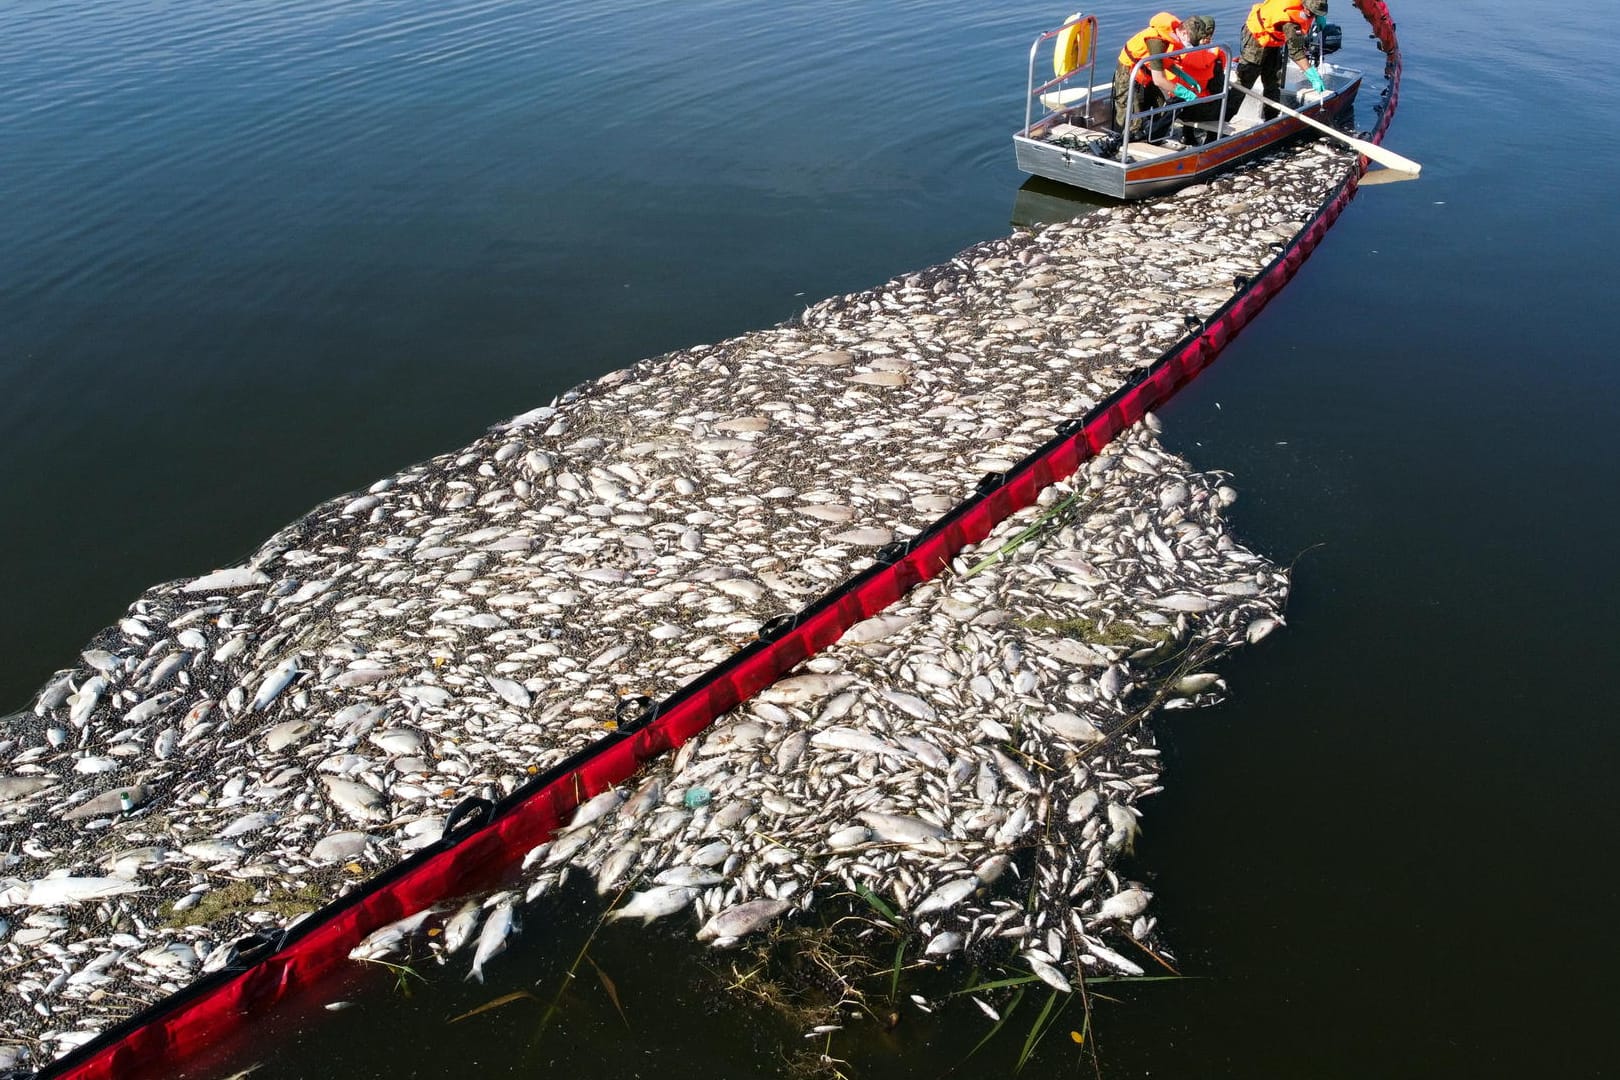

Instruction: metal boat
[1013,13,1362,199]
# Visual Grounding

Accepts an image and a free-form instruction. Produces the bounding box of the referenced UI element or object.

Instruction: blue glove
[1304,66,1326,93]
[1171,83,1197,102]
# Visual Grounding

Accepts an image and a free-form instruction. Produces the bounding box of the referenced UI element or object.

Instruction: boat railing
[1121,39,1236,157]
[1024,14,1100,136]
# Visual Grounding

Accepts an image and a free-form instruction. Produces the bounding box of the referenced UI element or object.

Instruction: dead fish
[811,727,903,758]
[541,826,594,867]
[976,853,1013,885]
[0,777,58,803]
[264,719,317,753]
[1093,887,1152,922]
[486,676,531,709]
[1105,803,1141,854]
[1172,673,1223,694]
[35,672,75,714]
[895,735,949,769]
[857,812,947,846]
[990,748,1037,793]
[841,613,915,644]
[369,728,425,756]
[68,676,107,726]
[183,566,271,593]
[152,726,178,759]
[879,689,936,722]
[759,673,856,704]
[1245,616,1280,643]
[775,731,809,771]
[0,876,147,907]
[251,659,302,711]
[697,899,792,941]
[913,878,977,916]
[827,526,894,546]
[323,777,387,823]
[1153,593,1213,613]
[466,897,517,983]
[1066,791,1099,824]
[138,941,198,973]
[606,886,697,924]
[1025,953,1073,993]
[1042,711,1103,743]
[1031,637,1107,668]
[62,784,151,821]
[220,812,281,838]
[310,832,374,862]
[827,825,871,850]
[620,778,663,820]
[653,866,725,888]
[182,840,247,863]
[1084,936,1145,976]
[595,842,643,894]
[563,788,624,832]
[350,908,437,962]
[439,900,484,957]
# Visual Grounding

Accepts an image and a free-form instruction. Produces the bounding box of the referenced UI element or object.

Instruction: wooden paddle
[1231,82,1421,175]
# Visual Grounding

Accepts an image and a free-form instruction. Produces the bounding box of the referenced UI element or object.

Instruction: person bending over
[1112,11,1194,140]
[1237,0,1329,121]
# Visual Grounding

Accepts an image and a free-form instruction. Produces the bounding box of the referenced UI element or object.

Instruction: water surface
[2,1,1615,1076]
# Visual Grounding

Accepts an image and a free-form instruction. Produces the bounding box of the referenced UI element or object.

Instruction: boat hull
[1014,78,1362,200]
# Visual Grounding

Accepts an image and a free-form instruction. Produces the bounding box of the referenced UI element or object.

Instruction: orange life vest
[1118,12,1183,86]
[1172,45,1227,94]
[1245,0,1312,48]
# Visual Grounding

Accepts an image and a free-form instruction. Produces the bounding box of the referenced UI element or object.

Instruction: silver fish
[183,567,271,593]
[323,777,387,823]
[251,659,301,711]
[857,812,948,847]
[606,885,696,924]
[913,878,977,916]
[466,897,517,982]
[439,900,484,957]
[350,908,436,962]
[0,876,147,907]
[1025,953,1073,992]
[697,898,792,941]
[1092,887,1152,922]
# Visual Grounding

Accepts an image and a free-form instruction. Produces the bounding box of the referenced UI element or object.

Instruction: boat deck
[1037,88,1311,157]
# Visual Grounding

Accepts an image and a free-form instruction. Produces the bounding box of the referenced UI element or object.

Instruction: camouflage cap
[1182,14,1215,41]
[1304,0,1328,15]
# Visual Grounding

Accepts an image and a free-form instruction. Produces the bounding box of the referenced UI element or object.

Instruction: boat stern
[1013,130,1128,200]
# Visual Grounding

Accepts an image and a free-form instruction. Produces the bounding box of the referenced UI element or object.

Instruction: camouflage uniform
[1112,35,1171,136]
[1237,0,1325,120]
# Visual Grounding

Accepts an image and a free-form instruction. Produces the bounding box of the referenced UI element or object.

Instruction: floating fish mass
[0,141,1351,1062]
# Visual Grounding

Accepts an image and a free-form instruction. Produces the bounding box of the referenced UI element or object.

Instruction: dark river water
[3,1,1615,1077]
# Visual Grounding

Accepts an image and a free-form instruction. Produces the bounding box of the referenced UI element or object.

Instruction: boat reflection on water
[1010,174,1114,230]
[1356,164,1421,185]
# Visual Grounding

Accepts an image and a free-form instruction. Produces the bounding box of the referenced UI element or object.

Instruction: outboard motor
[1308,22,1343,64]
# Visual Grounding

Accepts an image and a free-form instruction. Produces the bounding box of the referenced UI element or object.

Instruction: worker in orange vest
[1237,0,1329,120]
[1172,15,1240,143]
[1111,12,1201,140]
